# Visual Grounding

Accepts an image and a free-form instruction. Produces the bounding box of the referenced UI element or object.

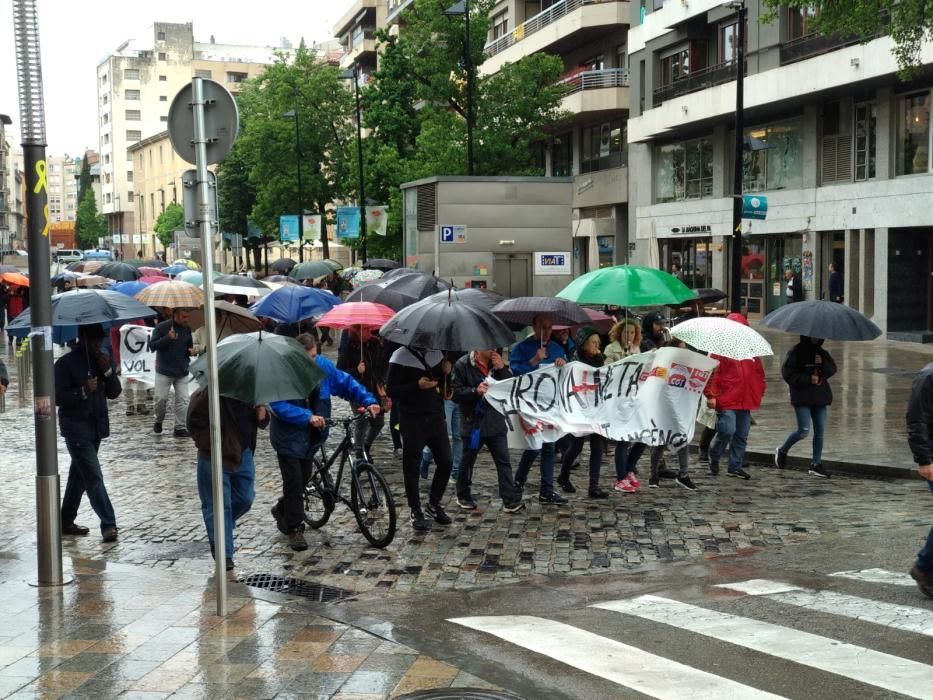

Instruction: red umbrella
[553,307,614,332]
[138,275,169,285]
[138,266,168,278]
[316,302,395,329]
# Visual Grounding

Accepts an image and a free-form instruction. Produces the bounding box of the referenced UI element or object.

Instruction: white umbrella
[670,317,773,360]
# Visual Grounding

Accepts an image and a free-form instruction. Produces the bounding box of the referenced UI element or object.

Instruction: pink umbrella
[316,301,396,329]
[138,266,168,278]
[139,275,169,285]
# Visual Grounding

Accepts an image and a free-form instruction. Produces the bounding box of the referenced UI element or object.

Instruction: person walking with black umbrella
[906,361,933,599]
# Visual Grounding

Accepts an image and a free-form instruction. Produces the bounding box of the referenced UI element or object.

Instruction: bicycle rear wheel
[350,462,396,548]
[303,459,335,529]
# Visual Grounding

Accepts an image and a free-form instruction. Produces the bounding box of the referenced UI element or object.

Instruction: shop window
[597,236,615,268]
[655,137,713,203]
[854,102,876,181]
[742,118,804,192]
[581,120,625,173]
[552,132,573,177]
[896,90,930,175]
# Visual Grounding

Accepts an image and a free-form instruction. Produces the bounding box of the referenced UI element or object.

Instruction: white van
[54,249,83,263]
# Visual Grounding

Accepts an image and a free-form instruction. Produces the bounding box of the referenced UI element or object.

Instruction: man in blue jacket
[149,308,194,438]
[56,324,122,542]
[269,333,380,551]
[509,314,568,505]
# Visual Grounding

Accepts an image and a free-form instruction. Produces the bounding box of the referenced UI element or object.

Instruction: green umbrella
[189,331,324,405]
[556,265,697,307]
[290,260,336,281]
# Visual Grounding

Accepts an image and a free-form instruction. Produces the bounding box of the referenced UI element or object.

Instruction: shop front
[740,233,804,319]
[659,232,714,290]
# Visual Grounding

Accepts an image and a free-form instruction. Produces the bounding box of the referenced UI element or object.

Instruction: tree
[154,202,184,249]
[762,0,929,76]
[74,190,106,249]
[76,157,91,205]
[217,142,259,268]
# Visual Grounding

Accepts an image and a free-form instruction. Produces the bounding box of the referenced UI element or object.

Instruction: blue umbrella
[163,264,188,277]
[249,286,341,324]
[111,280,151,298]
[6,289,157,341]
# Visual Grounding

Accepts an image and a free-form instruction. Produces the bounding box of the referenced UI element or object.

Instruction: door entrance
[887,229,932,331]
[493,254,530,298]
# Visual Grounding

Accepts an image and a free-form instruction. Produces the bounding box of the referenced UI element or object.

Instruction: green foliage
[76,158,91,205]
[74,190,106,249]
[217,143,255,238]
[154,202,184,248]
[760,0,928,77]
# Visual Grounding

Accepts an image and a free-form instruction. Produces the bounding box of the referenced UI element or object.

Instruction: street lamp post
[339,67,367,265]
[728,0,746,314]
[444,0,474,176]
[284,108,304,263]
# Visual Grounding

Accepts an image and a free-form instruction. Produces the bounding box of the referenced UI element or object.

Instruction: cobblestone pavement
[1,337,927,600]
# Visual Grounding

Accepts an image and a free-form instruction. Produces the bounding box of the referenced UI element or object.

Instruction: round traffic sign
[167,78,239,166]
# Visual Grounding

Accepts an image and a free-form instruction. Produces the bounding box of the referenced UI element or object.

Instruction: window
[492,12,509,39]
[160,116,168,122]
[125,89,140,100]
[159,75,167,81]
[194,69,212,79]
[788,7,818,41]
[659,45,691,86]
[158,30,166,40]
[150,193,156,220]
[159,145,163,164]
[897,91,931,175]
[103,133,110,145]
[102,94,108,105]
[552,132,573,177]
[226,71,248,83]
[104,154,110,164]
[126,171,133,182]
[159,95,167,102]
[581,120,625,173]
[101,72,108,84]
[854,102,876,181]
[743,118,804,191]
[126,130,141,142]
[616,44,627,70]
[158,52,167,60]
[581,55,605,72]
[102,114,109,125]
[124,68,139,80]
[125,110,141,121]
[105,193,112,204]
[718,18,745,64]
[655,137,713,202]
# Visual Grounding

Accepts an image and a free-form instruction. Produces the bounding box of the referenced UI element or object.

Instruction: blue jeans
[514,441,556,496]
[197,448,256,558]
[420,400,462,476]
[61,437,117,532]
[614,441,646,480]
[781,404,828,464]
[710,409,752,473]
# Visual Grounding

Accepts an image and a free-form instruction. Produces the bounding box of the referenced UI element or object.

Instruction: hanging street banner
[336,207,360,239]
[302,214,322,242]
[119,325,156,387]
[279,214,300,243]
[485,347,718,450]
[366,205,388,236]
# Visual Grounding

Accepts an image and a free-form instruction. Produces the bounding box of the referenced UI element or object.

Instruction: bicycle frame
[314,414,373,509]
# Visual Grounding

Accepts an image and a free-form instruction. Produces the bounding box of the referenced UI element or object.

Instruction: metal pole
[12,0,64,587]
[191,77,227,615]
[465,0,474,176]
[293,110,304,263]
[353,69,367,265]
[730,2,746,314]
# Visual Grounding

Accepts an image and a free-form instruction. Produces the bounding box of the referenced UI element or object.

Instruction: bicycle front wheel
[303,460,335,529]
[350,462,397,548]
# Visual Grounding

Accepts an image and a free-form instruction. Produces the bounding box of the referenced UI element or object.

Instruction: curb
[743,449,920,480]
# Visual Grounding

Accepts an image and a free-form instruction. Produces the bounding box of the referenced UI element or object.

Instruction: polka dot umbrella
[670,316,773,360]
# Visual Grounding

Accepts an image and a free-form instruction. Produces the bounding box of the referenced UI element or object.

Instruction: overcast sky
[0,0,349,156]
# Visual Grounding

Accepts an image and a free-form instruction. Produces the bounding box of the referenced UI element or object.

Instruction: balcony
[482,0,629,75]
[339,30,377,70]
[779,32,863,65]
[386,0,413,24]
[560,68,631,116]
[652,60,739,107]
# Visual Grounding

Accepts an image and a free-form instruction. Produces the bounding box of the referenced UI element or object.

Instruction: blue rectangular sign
[279,214,300,242]
[336,207,360,239]
[742,194,768,220]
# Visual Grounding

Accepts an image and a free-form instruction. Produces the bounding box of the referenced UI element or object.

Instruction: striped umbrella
[135,280,204,309]
[211,274,272,298]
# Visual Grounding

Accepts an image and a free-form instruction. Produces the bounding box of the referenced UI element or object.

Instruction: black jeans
[389,402,402,449]
[559,434,604,491]
[400,412,452,513]
[276,454,314,532]
[699,426,716,453]
[457,432,520,505]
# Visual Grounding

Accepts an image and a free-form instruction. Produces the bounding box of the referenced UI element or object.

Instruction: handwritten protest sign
[119,325,156,387]
[486,347,718,450]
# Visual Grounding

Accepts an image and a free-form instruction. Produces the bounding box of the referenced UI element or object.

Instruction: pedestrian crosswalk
[448,568,933,700]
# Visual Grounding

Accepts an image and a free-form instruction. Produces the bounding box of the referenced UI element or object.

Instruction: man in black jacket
[149,308,194,437]
[56,324,122,542]
[450,349,523,512]
[906,363,933,599]
[784,268,804,303]
[387,346,453,531]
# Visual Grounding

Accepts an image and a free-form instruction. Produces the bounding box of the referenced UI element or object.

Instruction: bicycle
[302,413,397,548]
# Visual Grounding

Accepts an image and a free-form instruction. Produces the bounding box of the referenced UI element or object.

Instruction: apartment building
[0,115,11,253]
[45,155,79,224]
[128,131,191,258]
[336,0,386,79]
[628,1,933,336]
[96,22,292,246]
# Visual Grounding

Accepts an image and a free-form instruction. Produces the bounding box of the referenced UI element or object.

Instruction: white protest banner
[119,325,156,387]
[486,347,718,450]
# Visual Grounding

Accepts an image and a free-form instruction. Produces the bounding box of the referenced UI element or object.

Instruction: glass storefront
[660,237,713,289]
[738,235,803,317]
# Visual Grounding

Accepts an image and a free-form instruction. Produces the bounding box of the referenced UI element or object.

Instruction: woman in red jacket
[704,313,766,479]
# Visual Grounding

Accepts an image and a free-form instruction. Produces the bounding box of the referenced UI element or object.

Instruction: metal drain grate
[236,573,353,602]
[396,691,525,700]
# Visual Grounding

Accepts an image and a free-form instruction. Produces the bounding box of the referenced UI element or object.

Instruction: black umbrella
[345,279,415,311]
[7,289,157,334]
[126,259,168,269]
[264,275,303,287]
[97,262,141,282]
[761,300,881,341]
[271,258,297,274]
[379,272,452,300]
[382,267,420,280]
[425,287,508,312]
[289,260,334,281]
[379,296,516,351]
[363,258,400,271]
[691,288,727,305]
[491,296,589,327]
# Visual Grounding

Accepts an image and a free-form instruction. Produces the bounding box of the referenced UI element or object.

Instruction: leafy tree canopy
[154,202,184,249]
[74,190,106,249]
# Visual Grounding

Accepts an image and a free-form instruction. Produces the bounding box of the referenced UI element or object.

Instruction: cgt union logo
[667,363,689,388]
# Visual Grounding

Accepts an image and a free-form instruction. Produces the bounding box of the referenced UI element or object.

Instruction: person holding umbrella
[906,361,933,599]
[337,325,390,456]
[149,308,195,438]
[774,337,836,478]
[56,324,122,543]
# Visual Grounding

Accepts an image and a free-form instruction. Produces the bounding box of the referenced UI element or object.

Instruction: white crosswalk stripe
[593,595,933,700]
[449,614,786,700]
[715,578,933,637]
[830,567,915,586]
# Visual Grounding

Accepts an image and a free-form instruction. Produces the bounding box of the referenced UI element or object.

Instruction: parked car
[53,249,83,263]
[82,249,114,262]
